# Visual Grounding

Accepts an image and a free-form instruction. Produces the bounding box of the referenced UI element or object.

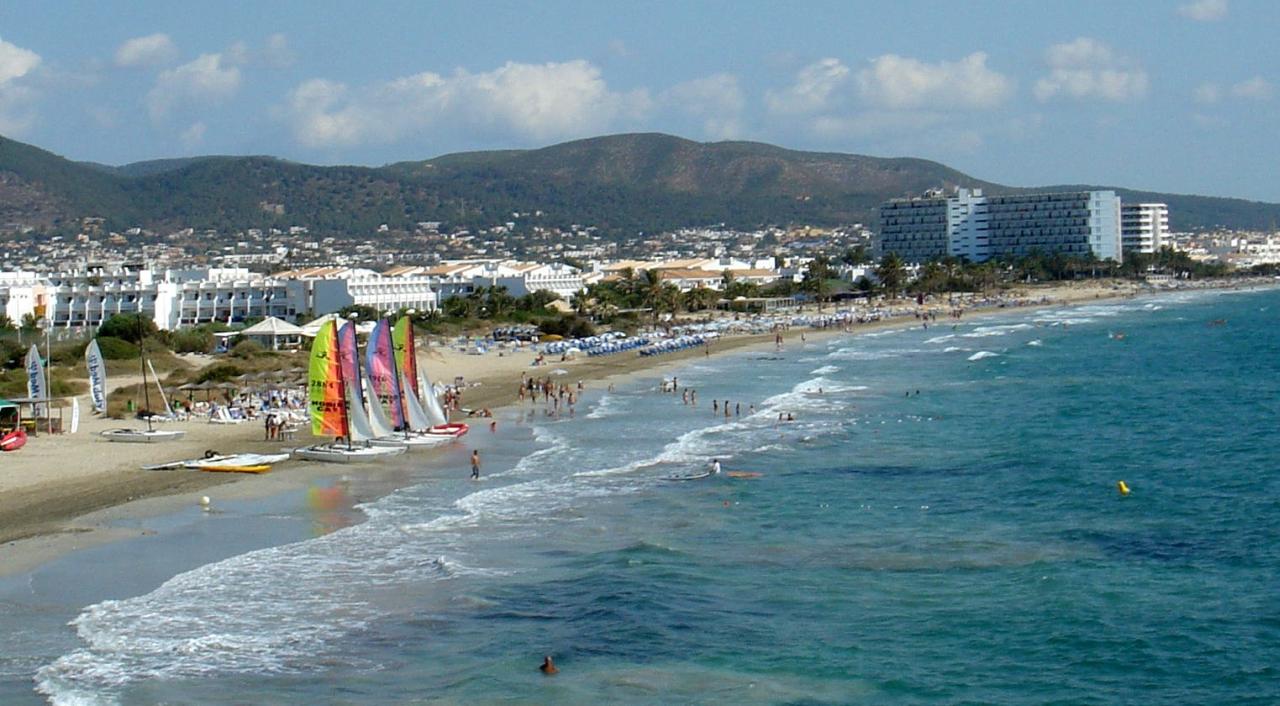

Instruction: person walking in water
[711,459,722,475]
[470,449,481,480]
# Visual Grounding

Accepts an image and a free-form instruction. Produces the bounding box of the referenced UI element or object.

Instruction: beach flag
[85,339,107,414]
[25,344,46,417]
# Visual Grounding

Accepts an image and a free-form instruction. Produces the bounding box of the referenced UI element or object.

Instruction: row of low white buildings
[0,257,804,331]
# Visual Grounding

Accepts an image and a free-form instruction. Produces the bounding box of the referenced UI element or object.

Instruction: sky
[0,0,1277,202]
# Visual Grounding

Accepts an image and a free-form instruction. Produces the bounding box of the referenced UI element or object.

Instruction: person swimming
[540,656,558,675]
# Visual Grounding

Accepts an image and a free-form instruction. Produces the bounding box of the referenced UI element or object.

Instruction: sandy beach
[0,278,1236,573]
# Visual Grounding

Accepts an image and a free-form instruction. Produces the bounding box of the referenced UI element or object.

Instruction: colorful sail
[308,320,347,438]
[367,319,405,429]
[337,321,362,398]
[25,344,46,417]
[337,321,375,442]
[392,316,419,397]
[85,339,107,413]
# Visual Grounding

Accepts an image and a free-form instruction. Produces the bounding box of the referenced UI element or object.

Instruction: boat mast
[136,313,154,432]
[334,323,352,449]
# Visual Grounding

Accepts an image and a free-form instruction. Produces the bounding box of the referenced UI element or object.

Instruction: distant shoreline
[2,278,1273,577]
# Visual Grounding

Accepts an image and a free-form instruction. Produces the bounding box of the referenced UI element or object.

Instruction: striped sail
[308,320,347,439]
[391,317,418,396]
[367,319,405,430]
[337,321,374,442]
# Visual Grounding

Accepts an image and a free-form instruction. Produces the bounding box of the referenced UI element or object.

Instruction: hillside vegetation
[1,132,1278,238]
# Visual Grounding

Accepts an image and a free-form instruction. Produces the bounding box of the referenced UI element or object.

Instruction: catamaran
[292,319,405,463]
[393,316,468,438]
[365,318,449,449]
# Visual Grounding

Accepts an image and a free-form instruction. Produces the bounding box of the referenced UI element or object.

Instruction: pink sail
[366,319,405,429]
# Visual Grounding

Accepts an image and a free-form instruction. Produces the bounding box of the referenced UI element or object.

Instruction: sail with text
[367,319,406,431]
[85,339,107,414]
[25,344,46,417]
[308,320,348,440]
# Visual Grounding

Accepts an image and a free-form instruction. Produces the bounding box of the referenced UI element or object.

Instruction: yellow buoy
[1116,481,1130,496]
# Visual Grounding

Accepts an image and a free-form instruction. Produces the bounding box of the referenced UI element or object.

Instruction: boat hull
[369,434,452,449]
[101,429,188,443]
[0,428,27,451]
[291,444,407,463]
[199,464,271,474]
[425,423,469,438]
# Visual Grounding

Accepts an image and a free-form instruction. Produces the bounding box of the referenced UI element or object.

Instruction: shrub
[168,329,215,354]
[96,336,139,360]
[230,339,265,358]
[98,314,158,344]
[196,363,243,383]
[539,314,595,339]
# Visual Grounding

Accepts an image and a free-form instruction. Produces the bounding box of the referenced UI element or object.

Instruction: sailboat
[292,319,405,463]
[100,318,186,443]
[393,316,468,438]
[365,319,449,449]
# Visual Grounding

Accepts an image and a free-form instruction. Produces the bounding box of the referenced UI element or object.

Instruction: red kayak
[426,423,469,438]
[0,428,27,451]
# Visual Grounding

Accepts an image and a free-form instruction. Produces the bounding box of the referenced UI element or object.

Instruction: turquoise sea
[3,286,1279,704]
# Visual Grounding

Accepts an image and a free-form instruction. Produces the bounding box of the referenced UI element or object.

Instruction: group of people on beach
[517,372,583,417]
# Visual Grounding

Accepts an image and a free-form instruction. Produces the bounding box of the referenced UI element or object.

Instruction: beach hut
[215,316,305,351]
[300,314,376,338]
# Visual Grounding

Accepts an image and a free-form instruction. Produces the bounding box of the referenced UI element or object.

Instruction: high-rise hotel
[879,188,1123,264]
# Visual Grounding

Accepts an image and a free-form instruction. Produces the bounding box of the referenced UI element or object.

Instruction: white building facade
[879,188,1124,264]
[1120,202,1170,254]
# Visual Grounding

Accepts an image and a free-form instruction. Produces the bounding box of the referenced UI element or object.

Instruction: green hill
[1,132,1277,237]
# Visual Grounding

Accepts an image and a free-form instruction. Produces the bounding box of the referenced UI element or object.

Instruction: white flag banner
[85,339,108,414]
[25,344,46,417]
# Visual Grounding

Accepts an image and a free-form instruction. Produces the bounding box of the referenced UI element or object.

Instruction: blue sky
[0,0,1276,201]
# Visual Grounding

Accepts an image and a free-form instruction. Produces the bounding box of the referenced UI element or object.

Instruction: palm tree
[638,269,665,322]
[801,255,834,311]
[875,252,907,299]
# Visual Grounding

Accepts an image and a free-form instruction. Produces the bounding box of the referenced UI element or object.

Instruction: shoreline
[1,278,1270,577]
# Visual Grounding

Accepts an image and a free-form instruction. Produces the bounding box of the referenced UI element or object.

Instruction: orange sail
[308,319,348,439]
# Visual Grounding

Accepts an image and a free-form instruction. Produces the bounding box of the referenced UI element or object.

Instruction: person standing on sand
[471,450,481,480]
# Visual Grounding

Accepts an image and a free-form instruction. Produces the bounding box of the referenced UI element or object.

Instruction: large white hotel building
[879,188,1124,264]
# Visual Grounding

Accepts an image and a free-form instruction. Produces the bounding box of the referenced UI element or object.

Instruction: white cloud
[1193,82,1221,104]
[0,37,41,134]
[663,73,744,139]
[1178,0,1228,21]
[0,37,40,84]
[263,34,296,68]
[766,58,850,115]
[1230,76,1272,100]
[281,60,648,148]
[114,33,178,68]
[180,121,207,148]
[146,53,241,120]
[856,52,1012,110]
[1034,38,1148,102]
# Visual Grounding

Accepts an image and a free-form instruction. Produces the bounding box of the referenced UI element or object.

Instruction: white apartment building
[879,188,1124,264]
[384,260,587,301]
[1120,203,1170,254]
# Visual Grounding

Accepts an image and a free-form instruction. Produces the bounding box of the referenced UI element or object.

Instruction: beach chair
[209,406,246,424]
